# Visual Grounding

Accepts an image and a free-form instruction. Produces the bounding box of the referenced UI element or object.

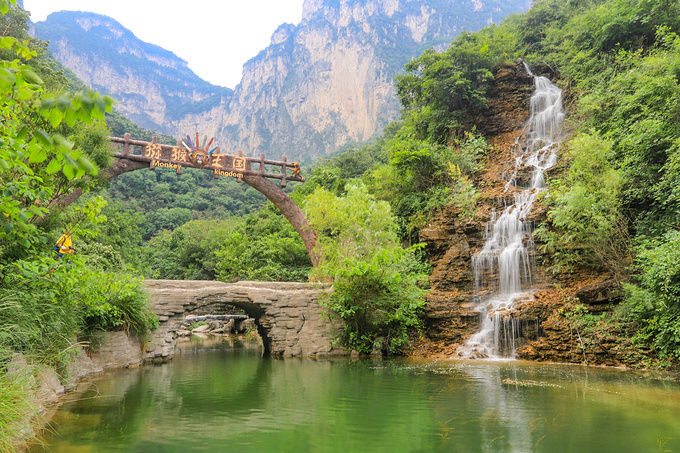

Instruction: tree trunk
[242,174,320,267]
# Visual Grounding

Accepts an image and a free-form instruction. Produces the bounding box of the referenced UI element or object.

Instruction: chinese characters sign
[109,134,304,188]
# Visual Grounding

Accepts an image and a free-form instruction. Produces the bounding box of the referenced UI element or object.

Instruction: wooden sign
[109,134,305,187]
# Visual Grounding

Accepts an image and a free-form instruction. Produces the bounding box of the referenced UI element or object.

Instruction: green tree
[141,207,192,240]
[144,219,242,280]
[395,28,512,144]
[215,205,312,282]
[0,12,113,257]
[80,199,146,270]
[306,183,428,355]
[370,129,485,240]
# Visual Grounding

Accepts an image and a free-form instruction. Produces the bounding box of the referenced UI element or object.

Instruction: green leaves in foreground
[0,29,114,251]
[0,0,13,15]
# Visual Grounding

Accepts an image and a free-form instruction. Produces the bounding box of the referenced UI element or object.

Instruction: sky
[21,0,306,89]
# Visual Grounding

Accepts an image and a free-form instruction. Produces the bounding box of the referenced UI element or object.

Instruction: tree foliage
[395,26,516,144]
[370,129,486,240]
[0,32,112,256]
[624,231,680,363]
[538,133,629,275]
[306,183,428,354]
[214,205,311,282]
[0,2,156,380]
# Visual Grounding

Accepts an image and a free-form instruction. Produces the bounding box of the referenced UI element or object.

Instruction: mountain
[33,11,231,129]
[35,0,531,160]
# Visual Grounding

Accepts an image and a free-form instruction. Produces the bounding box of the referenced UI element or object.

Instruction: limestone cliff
[34,12,230,129]
[35,0,531,160]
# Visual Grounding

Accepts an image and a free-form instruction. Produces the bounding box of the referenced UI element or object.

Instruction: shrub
[538,133,629,274]
[73,270,158,335]
[624,231,680,363]
[306,183,428,355]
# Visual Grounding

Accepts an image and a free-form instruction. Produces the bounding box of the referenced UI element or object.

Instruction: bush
[74,270,158,335]
[306,183,428,355]
[0,256,157,368]
[624,231,680,363]
[538,132,629,274]
[371,129,486,240]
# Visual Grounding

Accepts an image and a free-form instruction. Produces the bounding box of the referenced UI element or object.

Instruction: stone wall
[8,331,149,450]
[143,280,346,360]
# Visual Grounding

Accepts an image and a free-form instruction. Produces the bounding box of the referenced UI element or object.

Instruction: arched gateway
[62,135,337,356]
[62,133,319,266]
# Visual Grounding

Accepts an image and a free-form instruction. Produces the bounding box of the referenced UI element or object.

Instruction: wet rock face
[472,63,534,136]
[416,64,627,366]
[574,279,623,305]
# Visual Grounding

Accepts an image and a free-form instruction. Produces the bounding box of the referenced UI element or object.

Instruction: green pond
[32,336,680,453]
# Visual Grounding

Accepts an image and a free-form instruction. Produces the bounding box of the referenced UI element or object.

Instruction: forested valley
[2,0,680,446]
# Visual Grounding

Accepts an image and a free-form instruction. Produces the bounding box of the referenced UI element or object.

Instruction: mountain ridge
[35,0,531,160]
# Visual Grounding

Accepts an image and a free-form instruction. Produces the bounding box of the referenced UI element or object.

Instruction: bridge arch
[62,134,320,266]
[143,280,345,359]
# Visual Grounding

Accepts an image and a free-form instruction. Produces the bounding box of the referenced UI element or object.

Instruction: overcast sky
[22,0,306,88]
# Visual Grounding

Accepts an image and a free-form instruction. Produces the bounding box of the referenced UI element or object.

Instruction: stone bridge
[142,280,346,360]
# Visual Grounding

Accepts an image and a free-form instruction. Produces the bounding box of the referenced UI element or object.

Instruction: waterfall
[458,65,564,359]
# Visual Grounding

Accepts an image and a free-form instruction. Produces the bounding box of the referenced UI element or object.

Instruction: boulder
[575,279,623,305]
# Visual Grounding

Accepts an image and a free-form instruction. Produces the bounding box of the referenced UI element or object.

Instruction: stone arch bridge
[143,280,346,360]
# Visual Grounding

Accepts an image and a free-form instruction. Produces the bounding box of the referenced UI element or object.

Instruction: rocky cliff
[414,63,633,367]
[35,0,531,160]
[34,12,230,128]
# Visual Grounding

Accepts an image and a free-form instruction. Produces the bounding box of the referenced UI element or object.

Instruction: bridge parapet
[143,280,345,360]
[109,134,304,187]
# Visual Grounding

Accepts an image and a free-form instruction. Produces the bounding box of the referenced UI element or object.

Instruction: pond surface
[33,336,680,453]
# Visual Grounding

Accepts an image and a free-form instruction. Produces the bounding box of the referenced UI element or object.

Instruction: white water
[458,65,564,359]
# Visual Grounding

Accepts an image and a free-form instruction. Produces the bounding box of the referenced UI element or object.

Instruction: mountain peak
[271,23,297,46]
[40,11,188,69]
[302,0,324,21]
[39,0,531,160]
[35,11,229,130]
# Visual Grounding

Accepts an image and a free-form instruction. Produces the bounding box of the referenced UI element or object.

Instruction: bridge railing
[109,134,305,187]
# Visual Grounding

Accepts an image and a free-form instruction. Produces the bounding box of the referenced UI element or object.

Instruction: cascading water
[458,65,564,359]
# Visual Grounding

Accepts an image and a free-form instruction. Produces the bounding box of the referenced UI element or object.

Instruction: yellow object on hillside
[55,233,75,258]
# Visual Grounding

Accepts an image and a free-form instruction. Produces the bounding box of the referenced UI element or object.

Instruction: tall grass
[0,361,40,452]
[0,289,81,371]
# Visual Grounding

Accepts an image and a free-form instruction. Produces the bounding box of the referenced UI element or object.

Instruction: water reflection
[33,338,680,453]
